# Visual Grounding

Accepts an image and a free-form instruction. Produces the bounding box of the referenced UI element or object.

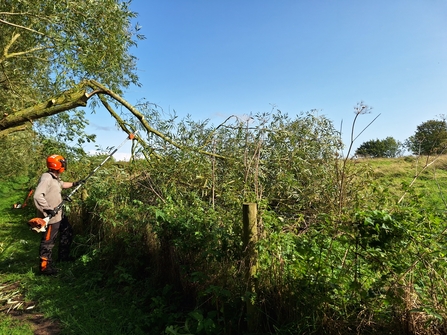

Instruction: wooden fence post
[243,202,258,332]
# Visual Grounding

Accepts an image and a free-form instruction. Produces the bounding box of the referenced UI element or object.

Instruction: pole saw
[28,131,138,233]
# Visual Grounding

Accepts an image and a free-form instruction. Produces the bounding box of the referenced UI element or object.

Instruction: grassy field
[2,155,447,334]
[356,155,447,211]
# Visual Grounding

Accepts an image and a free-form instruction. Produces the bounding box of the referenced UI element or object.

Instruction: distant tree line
[355,137,403,158]
[355,119,447,157]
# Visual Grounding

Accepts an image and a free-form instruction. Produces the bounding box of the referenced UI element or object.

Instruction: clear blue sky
[86,0,447,160]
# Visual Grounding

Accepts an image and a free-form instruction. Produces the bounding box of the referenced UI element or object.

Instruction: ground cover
[0,180,152,335]
[2,155,447,334]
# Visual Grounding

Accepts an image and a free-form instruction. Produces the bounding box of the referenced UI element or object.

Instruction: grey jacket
[33,172,64,224]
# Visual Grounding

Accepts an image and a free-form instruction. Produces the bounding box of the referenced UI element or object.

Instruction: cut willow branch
[0,79,226,160]
[97,95,161,160]
[87,80,226,159]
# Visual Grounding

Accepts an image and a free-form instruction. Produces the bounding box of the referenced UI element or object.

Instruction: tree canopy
[0,0,143,136]
[355,137,402,158]
[406,119,447,155]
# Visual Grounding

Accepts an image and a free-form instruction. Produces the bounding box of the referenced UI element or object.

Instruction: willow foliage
[1,0,142,113]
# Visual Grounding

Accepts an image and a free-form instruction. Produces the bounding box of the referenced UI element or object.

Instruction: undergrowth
[0,180,157,334]
[3,151,447,334]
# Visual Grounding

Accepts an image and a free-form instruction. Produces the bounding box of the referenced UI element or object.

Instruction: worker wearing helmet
[33,155,83,275]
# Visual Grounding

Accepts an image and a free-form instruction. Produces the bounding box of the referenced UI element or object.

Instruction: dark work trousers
[58,216,74,261]
[39,216,73,271]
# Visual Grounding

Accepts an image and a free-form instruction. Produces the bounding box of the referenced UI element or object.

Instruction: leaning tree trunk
[0,85,90,137]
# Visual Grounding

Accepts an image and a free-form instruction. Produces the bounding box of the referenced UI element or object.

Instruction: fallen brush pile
[0,281,61,335]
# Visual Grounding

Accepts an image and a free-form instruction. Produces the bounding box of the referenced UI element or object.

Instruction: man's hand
[43,209,57,217]
[73,180,86,187]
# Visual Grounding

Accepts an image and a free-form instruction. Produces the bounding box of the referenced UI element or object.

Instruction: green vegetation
[3,3,447,333]
[406,120,447,156]
[0,177,156,334]
[2,109,447,334]
[0,316,33,335]
[1,0,141,107]
[355,137,403,158]
[1,0,143,145]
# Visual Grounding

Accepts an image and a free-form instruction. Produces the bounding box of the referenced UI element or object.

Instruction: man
[33,154,83,275]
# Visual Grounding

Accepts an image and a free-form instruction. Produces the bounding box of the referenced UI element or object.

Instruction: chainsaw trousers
[39,216,73,271]
[58,216,73,261]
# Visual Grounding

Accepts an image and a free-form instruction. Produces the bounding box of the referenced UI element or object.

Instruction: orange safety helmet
[46,155,67,173]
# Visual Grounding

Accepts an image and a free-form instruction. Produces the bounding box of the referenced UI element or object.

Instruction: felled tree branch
[0,79,227,159]
[86,80,226,159]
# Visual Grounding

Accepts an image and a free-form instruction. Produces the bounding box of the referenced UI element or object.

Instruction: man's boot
[40,257,58,275]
